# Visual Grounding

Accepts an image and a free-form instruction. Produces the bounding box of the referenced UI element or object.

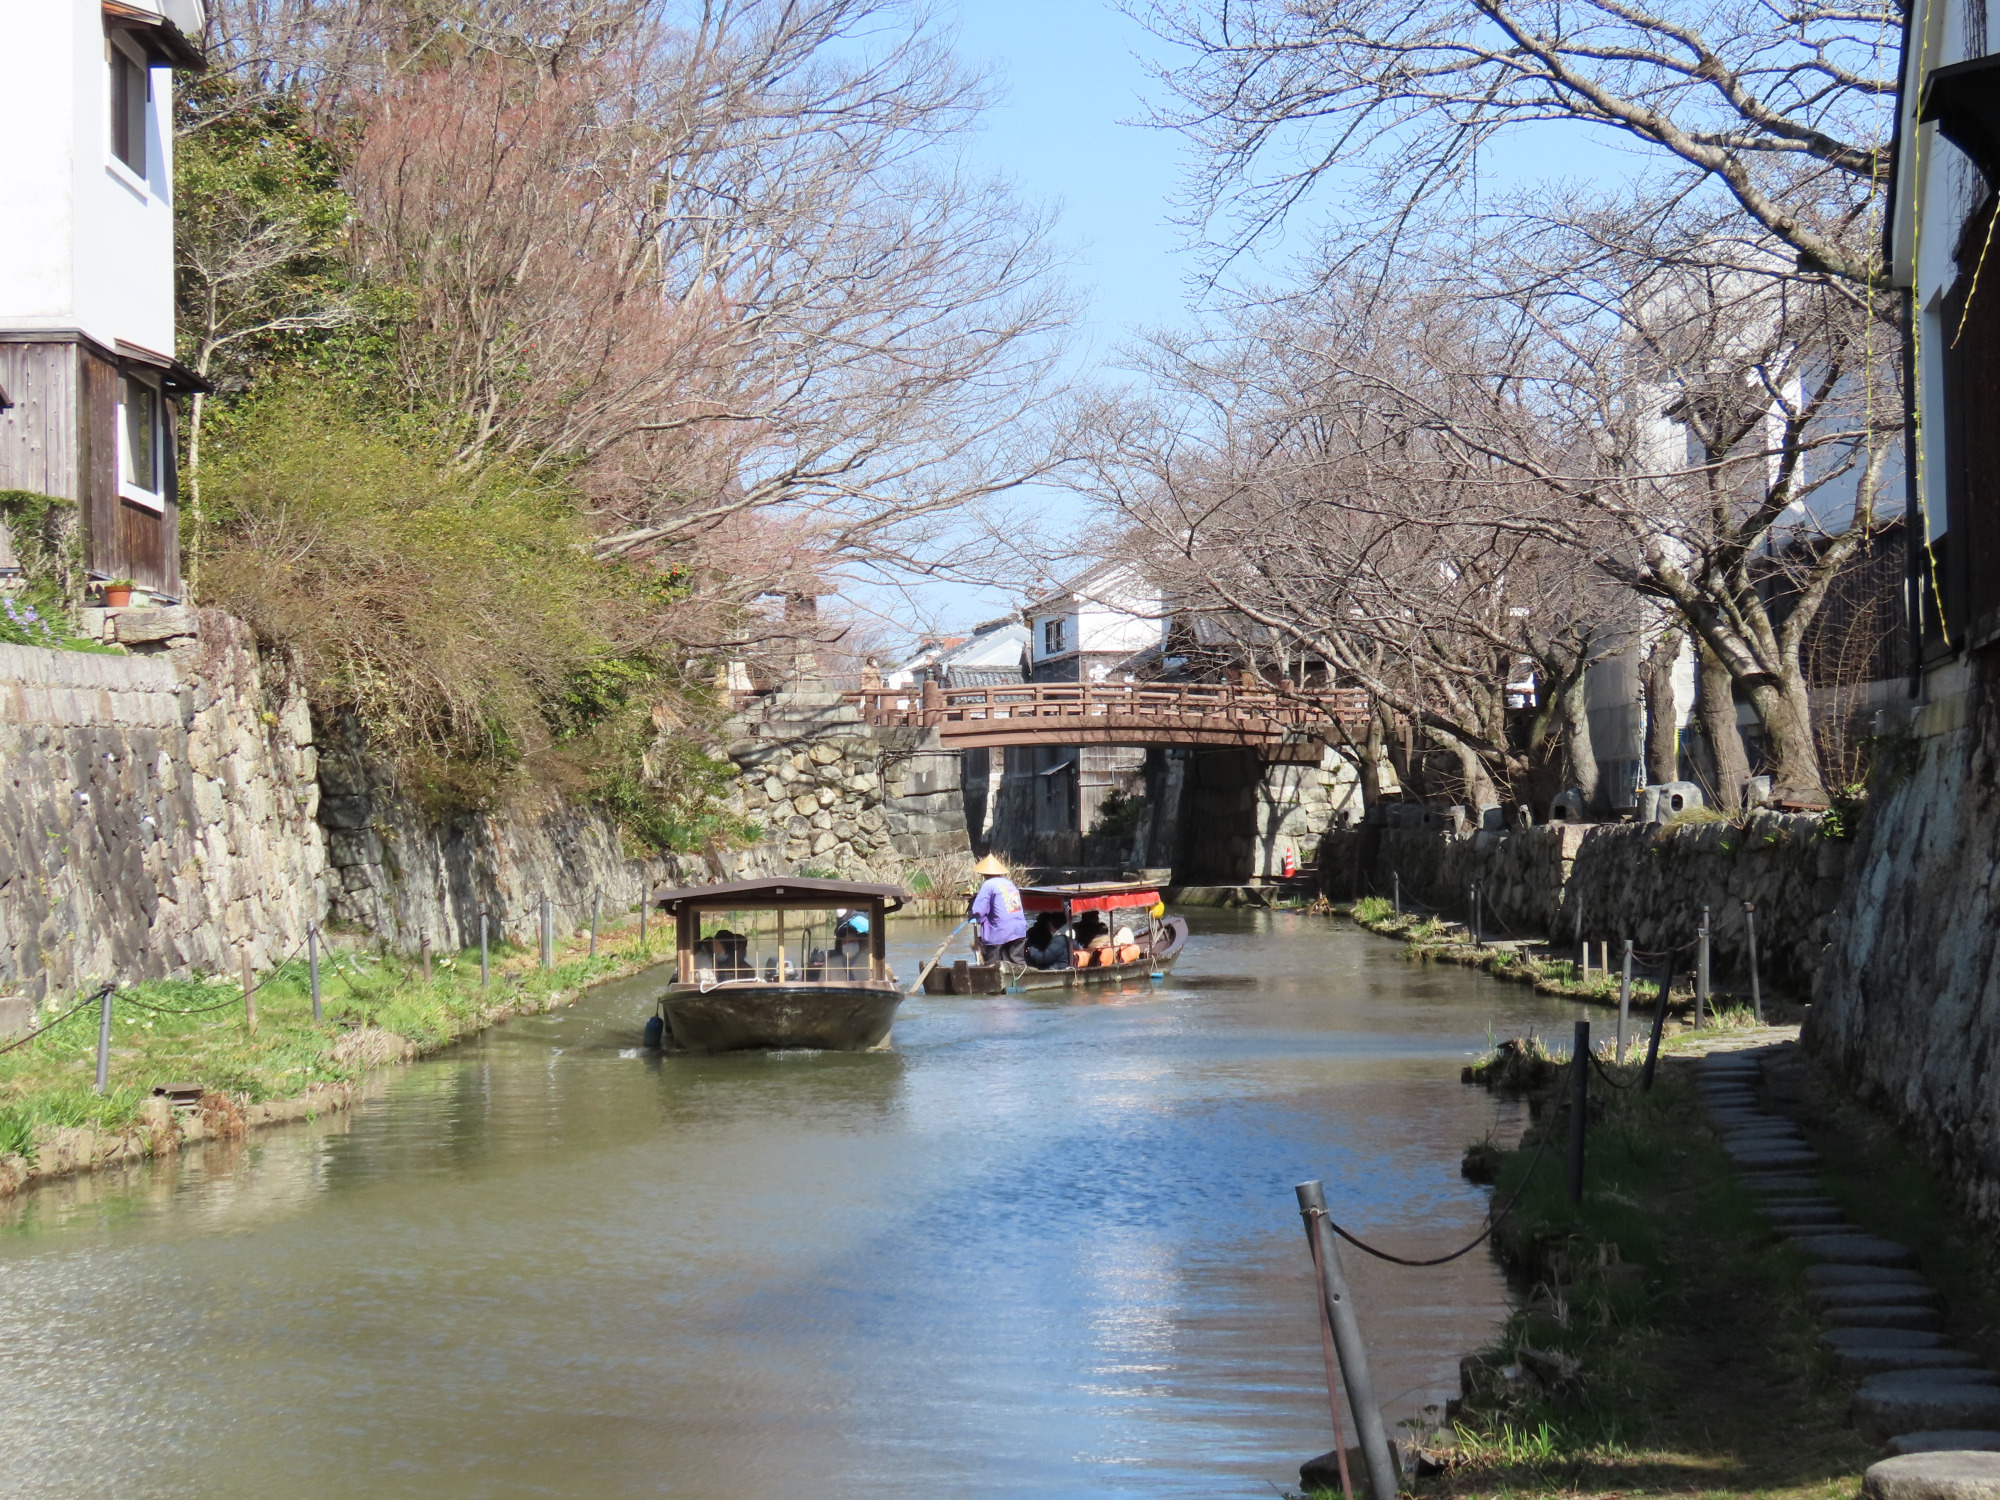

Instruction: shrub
[201,388,622,811]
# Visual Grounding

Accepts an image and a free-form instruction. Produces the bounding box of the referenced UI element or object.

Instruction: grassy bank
[1396,1051,1871,1500]
[0,917,668,1181]
[1346,895,1795,1027]
[1346,1036,2000,1500]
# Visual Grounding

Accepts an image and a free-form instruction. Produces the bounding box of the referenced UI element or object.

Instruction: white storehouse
[0,0,205,598]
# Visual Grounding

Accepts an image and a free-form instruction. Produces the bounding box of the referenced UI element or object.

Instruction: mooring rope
[1308,1051,1578,1267]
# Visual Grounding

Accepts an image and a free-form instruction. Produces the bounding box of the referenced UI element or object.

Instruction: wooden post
[1295,1181,1400,1500]
[871,899,887,983]
[1696,906,1710,1028]
[639,898,648,949]
[94,983,114,1094]
[1391,871,1400,916]
[1568,1020,1589,1205]
[479,908,489,989]
[309,922,322,1022]
[589,892,601,959]
[776,907,785,982]
[540,894,553,970]
[1743,901,1763,1023]
[241,947,257,1035]
[1641,962,1672,1091]
[676,904,695,983]
[420,932,432,984]
[1618,939,1633,1062]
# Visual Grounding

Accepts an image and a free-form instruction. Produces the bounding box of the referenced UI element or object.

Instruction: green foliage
[199,387,616,810]
[1087,787,1147,840]
[0,491,94,650]
[1821,782,1867,841]
[174,88,360,390]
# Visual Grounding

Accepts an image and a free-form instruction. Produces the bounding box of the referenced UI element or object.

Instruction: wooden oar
[907,916,974,995]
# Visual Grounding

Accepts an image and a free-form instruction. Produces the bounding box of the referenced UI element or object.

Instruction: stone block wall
[724,692,971,878]
[1812,659,2000,1232]
[1319,808,1838,992]
[0,613,326,1005]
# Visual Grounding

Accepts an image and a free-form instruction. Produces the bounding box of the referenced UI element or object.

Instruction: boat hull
[662,982,902,1053]
[923,916,1191,995]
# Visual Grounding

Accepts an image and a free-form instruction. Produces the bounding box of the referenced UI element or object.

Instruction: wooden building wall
[0,338,180,599]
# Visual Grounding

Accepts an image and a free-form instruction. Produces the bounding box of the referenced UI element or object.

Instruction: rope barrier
[117,938,313,1016]
[0,987,108,1057]
[1589,1049,1643,1092]
[1309,1051,1578,1267]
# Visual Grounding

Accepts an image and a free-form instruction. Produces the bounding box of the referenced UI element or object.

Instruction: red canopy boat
[922,881,1189,995]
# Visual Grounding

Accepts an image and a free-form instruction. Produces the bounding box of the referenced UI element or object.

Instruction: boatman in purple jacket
[968,854,1029,964]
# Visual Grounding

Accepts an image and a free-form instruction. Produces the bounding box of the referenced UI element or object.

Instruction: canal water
[0,911,1588,1498]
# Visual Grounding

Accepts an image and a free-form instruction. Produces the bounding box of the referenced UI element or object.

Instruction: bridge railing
[843,681,1369,730]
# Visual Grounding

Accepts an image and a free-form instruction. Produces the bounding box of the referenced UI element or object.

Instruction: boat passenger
[1023,914,1071,970]
[822,916,870,980]
[968,854,1028,964]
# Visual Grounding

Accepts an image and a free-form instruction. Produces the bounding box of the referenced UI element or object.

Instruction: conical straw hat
[972,854,1010,877]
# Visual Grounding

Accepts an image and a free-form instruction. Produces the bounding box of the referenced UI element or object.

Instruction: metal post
[94,983,114,1094]
[1295,1181,1399,1500]
[1392,871,1401,917]
[540,894,553,969]
[241,947,257,1035]
[479,907,490,989]
[589,892,601,959]
[1568,1020,1589,1205]
[420,932,432,985]
[1695,906,1710,1028]
[1744,901,1763,1023]
[1618,939,1633,1063]
[1641,962,1672,1091]
[308,921,322,1023]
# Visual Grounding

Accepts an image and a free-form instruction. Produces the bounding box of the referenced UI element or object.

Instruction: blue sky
[873,1,1635,640]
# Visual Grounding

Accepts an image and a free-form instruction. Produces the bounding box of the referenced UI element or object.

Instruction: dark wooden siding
[77,345,180,598]
[0,342,82,499]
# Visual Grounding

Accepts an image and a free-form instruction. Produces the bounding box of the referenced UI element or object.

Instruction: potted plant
[103,579,136,608]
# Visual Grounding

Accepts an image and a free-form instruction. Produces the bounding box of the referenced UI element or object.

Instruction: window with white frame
[108,31,150,178]
[119,374,164,510]
[1041,617,1067,656]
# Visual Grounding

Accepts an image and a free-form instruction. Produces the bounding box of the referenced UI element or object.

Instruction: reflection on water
[0,909,1586,1498]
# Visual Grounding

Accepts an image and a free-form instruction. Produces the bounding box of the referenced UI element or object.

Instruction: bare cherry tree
[1130,0,1899,289]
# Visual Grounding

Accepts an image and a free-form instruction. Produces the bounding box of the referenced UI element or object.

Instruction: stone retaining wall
[2,638,974,1012]
[1319,809,1839,993]
[1811,659,2000,1232]
[0,612,325,1009]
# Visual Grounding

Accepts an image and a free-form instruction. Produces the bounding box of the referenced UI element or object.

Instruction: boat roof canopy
[1022,881,1162,915]
[650,875,907,913]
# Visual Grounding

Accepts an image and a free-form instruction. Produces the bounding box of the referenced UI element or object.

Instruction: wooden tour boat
[649,876,908,1052]
[922,880,1189,996]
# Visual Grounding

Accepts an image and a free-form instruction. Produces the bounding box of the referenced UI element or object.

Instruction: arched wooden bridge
[843,681,1370,751]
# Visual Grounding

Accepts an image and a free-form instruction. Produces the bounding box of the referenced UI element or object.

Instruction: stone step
[1762,1205,1849,1225]
[1842,1350,1988,1377]
[1809,1265,1933,1289]
[1865,1372,2000,1393]
[1863,1450,2000,1500]
[1798,1235,1922,1268]
[1733,1150,1821,1171]
[1858,1392,2000,1447]
[1831,1307,1948,1331]
[1745,1173,1825,1195]
[1825,1328,1953,1353]
[1814,1285,1945,1311]
[1886,1434,2000,1457]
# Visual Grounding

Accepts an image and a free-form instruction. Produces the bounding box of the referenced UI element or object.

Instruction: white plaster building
[1024,561,1167,684]
[0,0,205,599]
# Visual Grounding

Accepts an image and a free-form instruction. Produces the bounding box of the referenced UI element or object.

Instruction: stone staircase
[1696,1046,2000,1499]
